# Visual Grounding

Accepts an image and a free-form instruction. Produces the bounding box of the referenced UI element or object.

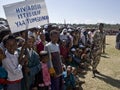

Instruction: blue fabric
[21,50,41,90]
[0,66,8,90]
[27,50,41,86]
[62,71,67,78]
[64,73,76,89]
[73,56,81,64]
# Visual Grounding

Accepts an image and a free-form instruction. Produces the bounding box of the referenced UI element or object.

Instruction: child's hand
[51,72,57,78]
[81,54,87,59]
[22,42,28,49]
[32,87,38,90]
[23,56,28,65]
[19,55,28,66]
[24,67,30,74]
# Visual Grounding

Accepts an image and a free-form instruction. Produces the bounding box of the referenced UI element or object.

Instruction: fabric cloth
[36,41,47,53]
[92,30,105,70]
[0,66,8,90]
[64,73,76,90]
[2,50,23,82]
[45,42,63,90]
[45,42,62,75]
[42,63,51,86]
[60,46,69,59]
[7,82,21,90]
[21,49,41,90]
[115,32,120,49]
[51,76,63,90]
[34,62,51,88]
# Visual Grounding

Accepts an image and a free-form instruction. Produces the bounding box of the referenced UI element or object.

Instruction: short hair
[99,23,104,27]
[50,30,59,36]
[39,51,48,59]
[2,34,16,46]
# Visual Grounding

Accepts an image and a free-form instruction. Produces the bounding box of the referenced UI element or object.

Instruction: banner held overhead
[3,0,49,33]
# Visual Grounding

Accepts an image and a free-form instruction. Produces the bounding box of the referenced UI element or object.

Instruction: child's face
[61,41,66,46]
[42,55,49,63]
[67,69,71,76]
[5,39,17,54]
[0,48,5,61]
[40,34,45,41]
[27,38,34,48]
[50,34,59,43]
[68,57,72,62]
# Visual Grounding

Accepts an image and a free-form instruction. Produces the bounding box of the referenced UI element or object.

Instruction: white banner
[3,0,49,33]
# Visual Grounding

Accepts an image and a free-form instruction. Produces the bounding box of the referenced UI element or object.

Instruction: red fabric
[8,79,21,84]
[60,46,69,59]
[36,41,44,53]
[0,78,9,84]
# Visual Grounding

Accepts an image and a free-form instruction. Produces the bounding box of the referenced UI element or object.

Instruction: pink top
[39,62,51,87]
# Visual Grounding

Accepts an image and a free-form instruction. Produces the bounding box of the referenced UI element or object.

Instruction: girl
[60,39,69,64]
[33,51,51,90]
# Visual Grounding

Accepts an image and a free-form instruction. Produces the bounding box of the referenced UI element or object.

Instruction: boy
[2,34,23,90]
[45,30,63,90]
[21,36,41,90]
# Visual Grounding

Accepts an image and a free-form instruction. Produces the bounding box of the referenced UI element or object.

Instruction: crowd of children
[0,24,105,90]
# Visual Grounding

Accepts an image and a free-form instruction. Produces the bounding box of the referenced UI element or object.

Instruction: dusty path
[82,36,120,90]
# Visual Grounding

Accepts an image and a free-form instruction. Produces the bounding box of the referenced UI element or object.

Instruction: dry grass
[82,36,120,90]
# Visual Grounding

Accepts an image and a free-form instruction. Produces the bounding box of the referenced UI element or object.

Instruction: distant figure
[102,30,106,53]
[92,23,105,77]
[115,29,120,50]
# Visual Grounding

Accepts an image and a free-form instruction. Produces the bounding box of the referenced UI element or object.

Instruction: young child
[66,54,77,68]
[45,30,63,90]
[36,32,48,53]
[21,36,41,90]
[64,66,76,90]
[2,34,23,90]
[72,67,85,90]
[33,51,51,90]
[60,39,69,64]
[0,47,8,90]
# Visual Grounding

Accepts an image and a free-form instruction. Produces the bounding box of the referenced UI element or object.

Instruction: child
[21,36,41,90]
[60,39,69,64]
[45,30,63,90]
[66,54,77,68]
[36,32,48,53]
[72,67,85,90]
[33,51,51,90]
[64,66,76,90]
[0,47,8,90]
[2,34,23,90]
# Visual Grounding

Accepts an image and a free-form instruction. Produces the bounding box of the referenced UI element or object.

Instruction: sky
[0,0,120,24]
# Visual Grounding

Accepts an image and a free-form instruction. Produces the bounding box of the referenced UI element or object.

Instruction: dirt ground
[81,36,120,90]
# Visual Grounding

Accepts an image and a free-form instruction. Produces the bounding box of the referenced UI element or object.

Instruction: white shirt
[45,42,60,53]
[27,48,33,57]
[2,50,23,81]
[60,34,68,41]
